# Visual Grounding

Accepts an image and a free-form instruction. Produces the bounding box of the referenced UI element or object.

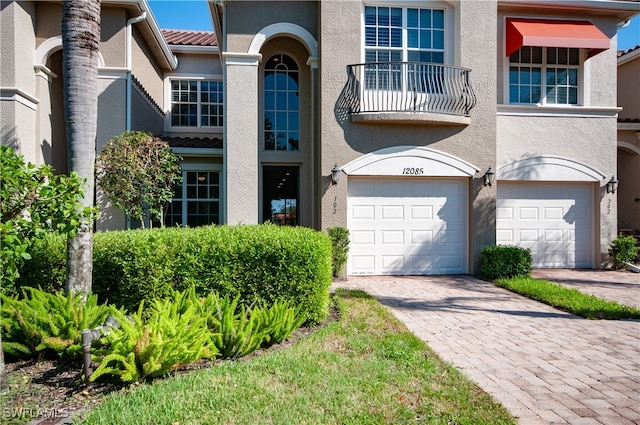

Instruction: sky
[148,1,640,50]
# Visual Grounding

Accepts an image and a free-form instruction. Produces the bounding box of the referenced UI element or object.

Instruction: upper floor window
[264,54,299,151]
[509,46,580,105]
[364,5,445,64]
[171,80,223,127]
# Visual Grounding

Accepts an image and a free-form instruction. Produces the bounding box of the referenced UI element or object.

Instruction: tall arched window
[264,54,299,151]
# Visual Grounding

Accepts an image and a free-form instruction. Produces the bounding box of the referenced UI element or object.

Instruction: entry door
[262,166,299,226]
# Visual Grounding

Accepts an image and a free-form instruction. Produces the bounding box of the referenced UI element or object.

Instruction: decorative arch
[618,141,640,156]
[34,35,105,67]
[498,155,606,182]
[341,146,480,177]
[248,23,318,58]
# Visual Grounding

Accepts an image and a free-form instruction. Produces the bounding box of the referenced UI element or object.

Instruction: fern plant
[91,295,218,383]
[256,299,306,348]
[204,293,266,359]
[1,288,114,359]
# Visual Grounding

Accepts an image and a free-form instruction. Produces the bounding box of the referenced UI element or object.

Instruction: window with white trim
[509,46,580,105]
[364,5,446,91]
[170,80,223,127]
[165,170,220,227]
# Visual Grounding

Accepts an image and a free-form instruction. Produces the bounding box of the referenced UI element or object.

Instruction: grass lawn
[495,276,640,320]
[78,289,515,425]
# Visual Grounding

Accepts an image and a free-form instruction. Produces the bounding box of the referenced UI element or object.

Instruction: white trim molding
[34,35,105,68]
[498,155,606,182]
[0,87,39,110]
[497,104,621,118]
[618,141,640,156]
[248,22,318,58]
[222,52,262,66]
[341,145,480,177]
[618,122,640,131]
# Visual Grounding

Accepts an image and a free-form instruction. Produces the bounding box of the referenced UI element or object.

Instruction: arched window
[264,54,299,151]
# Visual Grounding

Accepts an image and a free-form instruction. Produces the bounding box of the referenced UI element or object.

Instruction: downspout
[126,11,147,131]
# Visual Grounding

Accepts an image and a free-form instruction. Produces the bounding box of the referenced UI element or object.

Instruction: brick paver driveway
[335,275,640,425]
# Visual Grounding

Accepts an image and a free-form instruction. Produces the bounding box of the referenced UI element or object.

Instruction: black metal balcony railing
[340,62,477,117]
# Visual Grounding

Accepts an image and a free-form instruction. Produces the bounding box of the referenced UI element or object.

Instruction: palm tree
[62,0,100,297]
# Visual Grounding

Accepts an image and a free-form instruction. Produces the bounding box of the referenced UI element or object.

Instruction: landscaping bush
[91,292,218,383]
[0,287,116,359]
[17,224,332,323]
[479,245,532,280]
[608,234,639,268]
[327,227,350,278]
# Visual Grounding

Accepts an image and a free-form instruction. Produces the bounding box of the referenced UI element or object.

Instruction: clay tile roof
[618,118,640,123]
[161,29,217,47]
[618,44,640,58]
[161,136,223,149]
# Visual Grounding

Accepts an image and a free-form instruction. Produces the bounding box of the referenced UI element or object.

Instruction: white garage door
[347,177,468,275]
[497,182,594,268]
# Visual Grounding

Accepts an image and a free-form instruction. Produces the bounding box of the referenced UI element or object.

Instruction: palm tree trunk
[62,0,100,297]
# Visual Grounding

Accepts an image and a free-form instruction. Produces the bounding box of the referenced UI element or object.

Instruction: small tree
[96,131,182,228]
[0,146,92,290]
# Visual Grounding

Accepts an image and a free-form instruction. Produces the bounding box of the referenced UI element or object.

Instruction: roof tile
[161,29,217,47]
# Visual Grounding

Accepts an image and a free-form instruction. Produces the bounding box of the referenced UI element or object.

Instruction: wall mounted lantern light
[483,166,495,187]
[331,164,341,185]
[606,175,618,194]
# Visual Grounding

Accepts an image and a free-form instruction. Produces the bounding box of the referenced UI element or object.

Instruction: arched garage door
[496,182,594,268]
[348,177,468,275]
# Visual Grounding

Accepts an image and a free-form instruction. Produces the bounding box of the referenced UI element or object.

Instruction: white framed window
[167,77,223,129]
[508,46,581,105]
[362,4,450,92]
[165,165,222,227]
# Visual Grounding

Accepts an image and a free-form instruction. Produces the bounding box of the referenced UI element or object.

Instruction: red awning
[506,18,610,57]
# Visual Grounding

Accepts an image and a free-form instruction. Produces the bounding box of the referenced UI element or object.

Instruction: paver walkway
[334,275,640,425]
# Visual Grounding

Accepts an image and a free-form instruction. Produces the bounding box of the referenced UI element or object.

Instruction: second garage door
[496,182,594,268]
[347,177,468,275]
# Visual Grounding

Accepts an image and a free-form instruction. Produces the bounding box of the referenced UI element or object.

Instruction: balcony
[339,62,477,125]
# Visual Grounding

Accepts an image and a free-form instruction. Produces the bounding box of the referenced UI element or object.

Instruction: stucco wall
[173,53,222,75]
[618,55,640,120]
[131,24,163,103]
[131,84,164,136]
[617,130,640,231]
[225,1,318,54]
[319,0,498,272]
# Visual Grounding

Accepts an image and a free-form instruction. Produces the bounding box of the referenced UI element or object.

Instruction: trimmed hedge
[16,224,332,323]
[479,245,532,280]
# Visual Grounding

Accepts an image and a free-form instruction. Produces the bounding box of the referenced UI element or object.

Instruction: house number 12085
[402,167,424,175]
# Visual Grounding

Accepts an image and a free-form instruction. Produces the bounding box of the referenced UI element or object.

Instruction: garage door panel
[381,230,404,245]
[381,205,404,220]
[352,205,375,220]
[497,182,593,268]
[410,205,433,220]
[348,178,467,275]
[351,230,375,245]
[410,230,433,244]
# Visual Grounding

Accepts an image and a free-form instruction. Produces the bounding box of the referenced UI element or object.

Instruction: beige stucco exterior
[3,0,637,272]
[617,48,640,232]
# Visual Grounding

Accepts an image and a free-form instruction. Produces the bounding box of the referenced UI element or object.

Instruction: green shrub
[12,234,67,294]
[327,227,350,278]
[91,292,218,383]
[18,224,332,324]
[608,234,639,268]
[1,287,115,359]
[479,245,532,280]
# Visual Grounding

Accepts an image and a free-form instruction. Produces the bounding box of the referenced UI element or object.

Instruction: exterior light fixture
[483,166,495,187]
[606,175,618,194]
[331,164,341,185]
